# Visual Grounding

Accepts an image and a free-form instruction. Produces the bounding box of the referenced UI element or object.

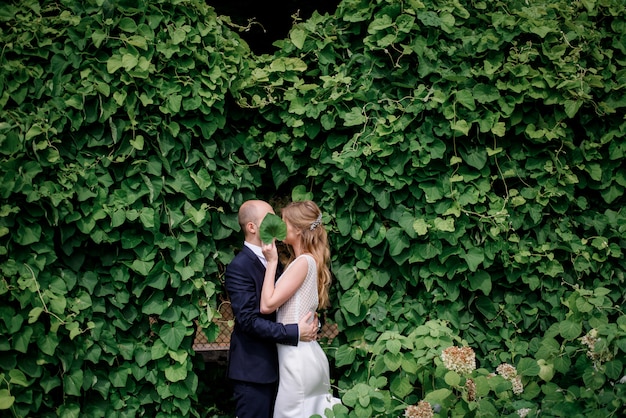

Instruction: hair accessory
[310,212,323,230]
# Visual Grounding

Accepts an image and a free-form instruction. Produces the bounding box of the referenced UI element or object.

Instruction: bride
[260,200,341,417]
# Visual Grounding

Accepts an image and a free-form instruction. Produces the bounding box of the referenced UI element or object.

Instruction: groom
[225,199,319,418]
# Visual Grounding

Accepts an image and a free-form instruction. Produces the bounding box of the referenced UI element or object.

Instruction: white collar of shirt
[244,241,267,267]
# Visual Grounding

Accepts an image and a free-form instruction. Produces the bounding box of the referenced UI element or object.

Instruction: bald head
[238,200,274,245]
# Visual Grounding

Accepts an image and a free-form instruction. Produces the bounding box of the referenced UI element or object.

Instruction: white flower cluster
[496,363,517,380]
[580,328,599,359]
[441,346,477,375]
[404,400,434,418]
[496,363,524,395]
[580,328,614,365]
[465,378,476,401]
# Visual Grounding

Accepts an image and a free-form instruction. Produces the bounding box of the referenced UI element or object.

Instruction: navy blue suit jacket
[225,245,299,384]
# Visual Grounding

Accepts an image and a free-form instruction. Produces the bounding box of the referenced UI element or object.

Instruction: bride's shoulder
[286,254,312,269]
[298,253,315,261]
[291,253,315,266]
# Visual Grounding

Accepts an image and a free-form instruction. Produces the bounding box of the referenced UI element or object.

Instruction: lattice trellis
[193,299,234,351]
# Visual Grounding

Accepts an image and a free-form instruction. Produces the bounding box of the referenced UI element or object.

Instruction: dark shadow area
[194,352,236,417]
[207,0,341,54]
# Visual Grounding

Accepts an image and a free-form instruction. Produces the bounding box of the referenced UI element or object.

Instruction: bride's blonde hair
[280,200,332,309]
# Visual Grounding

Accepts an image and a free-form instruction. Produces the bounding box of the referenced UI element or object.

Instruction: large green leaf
[63,369,83,396]
[0,389,15,410]
[159,322,187,351]
[468,271,491,295]
[164,362,188,383]
[385,227,409,257]
[259,213,287,244]
[517,358,541,377]
[461,247,485,272]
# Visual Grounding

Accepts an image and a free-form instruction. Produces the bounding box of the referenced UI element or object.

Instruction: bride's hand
[261,239,278,264]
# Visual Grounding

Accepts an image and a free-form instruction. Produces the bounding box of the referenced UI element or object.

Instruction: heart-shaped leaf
[259,213,287,243]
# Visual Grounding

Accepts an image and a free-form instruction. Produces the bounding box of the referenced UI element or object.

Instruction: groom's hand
[298,311,319,342]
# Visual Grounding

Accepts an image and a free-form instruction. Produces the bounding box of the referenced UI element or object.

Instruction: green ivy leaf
[364,224,386,248]
[142,292,169,315]
[160,322,187,350]
[444,370,461,386]
[604,360,623,380]
[537,359,555,381]
[412,219,428,236]
[331,345,354,370]
[516,358,540,377]
[383,352,402,371]
[164,362,188,382]
[455,89,476,111]
[37,333,59,357]
[274,57,308,72]
[259,213,287,244]
[474,83,501,103]
[106,55,123,73]
[130,259,154,276]
[134,347,152,367]
[451,119,470,135]
[491,122,506,136]
[15,223,41,246]
[0,389,15,410]
[385,338,402,355]
[601,184,622,204]
[424,388,453,405]
[40,375,61,394]
[433,217,455,232]
[475,296,497,320]
[583,368,605,390]
[463,148,488,170]
[564,99,583,118]
[462,247,485,272]
[8,369,28,387]
[390,374,412,398]
[342,107,366,126]
[63,369,84,396]
[109,367,131,388]
[291,184,313,201]
[118,17,138,33]
[290,27,306,49]
[169,27,187,44]
[13,326,32,353]
[28,307,44,324]
[340,288,362,316]
[559,320,582,340]
[468,271,491,295]
[151,339,169,360]
[385,227,409,257]
[472,375,491,397]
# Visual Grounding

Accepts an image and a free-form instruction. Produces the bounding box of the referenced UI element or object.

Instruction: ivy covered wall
[1,0,625,417]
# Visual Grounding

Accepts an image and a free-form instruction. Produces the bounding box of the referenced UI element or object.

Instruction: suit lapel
[240,246,265,279]
[241,245,283,282]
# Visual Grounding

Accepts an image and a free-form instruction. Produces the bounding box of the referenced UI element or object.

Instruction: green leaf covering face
[259,213,287,243]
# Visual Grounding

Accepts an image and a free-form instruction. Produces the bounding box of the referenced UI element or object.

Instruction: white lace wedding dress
[273,254,341,418]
